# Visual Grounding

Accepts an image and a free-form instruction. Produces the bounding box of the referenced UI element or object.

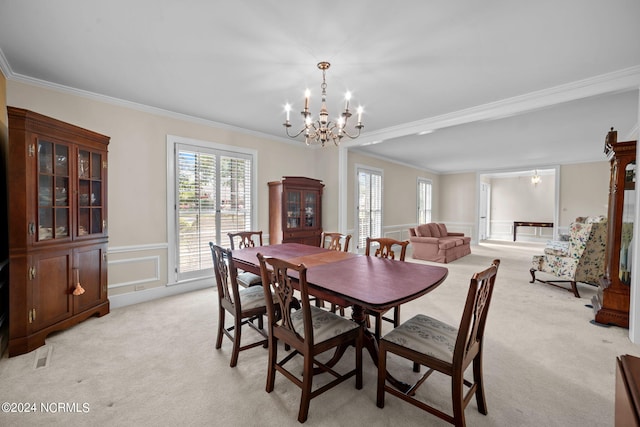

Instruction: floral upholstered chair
[529,216,607,298]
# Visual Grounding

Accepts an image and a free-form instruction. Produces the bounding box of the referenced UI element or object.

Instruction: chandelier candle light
[283,61,363,147]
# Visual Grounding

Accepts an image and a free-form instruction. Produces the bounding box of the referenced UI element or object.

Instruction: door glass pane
[620,160,635,285]
[175,143,254,281]
[357,169,383,250]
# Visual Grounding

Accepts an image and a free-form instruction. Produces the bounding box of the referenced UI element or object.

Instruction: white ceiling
[1,0,639,173]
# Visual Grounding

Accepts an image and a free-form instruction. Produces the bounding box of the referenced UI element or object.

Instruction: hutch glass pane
[38,141,53,174]
[304,192,316,227]
[79,150,90,178]
[287,191,301,229]
[55,144,68,176]
[78,209,90,236]
[55,208,69,237]
[91,181,101,206]
[55,177,68,206]
[91,152,101,180]
[38,208,53,240]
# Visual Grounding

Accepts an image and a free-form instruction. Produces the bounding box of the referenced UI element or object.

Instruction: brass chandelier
[283,61,363,147]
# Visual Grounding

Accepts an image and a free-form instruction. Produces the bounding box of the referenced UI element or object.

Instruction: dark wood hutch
[593,128,636,328]
[268,177,323,246]
[7,107,110,356]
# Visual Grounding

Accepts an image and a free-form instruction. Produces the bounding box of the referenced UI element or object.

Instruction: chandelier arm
[284,126,310,139]
[338,126,363,140]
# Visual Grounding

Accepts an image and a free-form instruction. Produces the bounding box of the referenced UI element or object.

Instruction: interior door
[479,182,490,240]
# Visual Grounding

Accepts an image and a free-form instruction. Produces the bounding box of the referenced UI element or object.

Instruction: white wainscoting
[107,243,214,309]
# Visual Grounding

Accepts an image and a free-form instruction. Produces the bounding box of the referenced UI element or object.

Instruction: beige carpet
[1,241,638,426]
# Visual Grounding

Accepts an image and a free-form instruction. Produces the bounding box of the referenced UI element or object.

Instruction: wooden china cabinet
[593,128,636,328]
[7,107,110,356]
[268,177,323,246]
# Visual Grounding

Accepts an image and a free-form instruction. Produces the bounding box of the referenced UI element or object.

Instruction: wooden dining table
[232,242,449,391]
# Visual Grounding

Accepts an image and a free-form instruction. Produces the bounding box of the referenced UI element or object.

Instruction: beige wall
[6,81,328,297]
[346,150,440,243]
[559,161,609,225]
[3,79,613,304]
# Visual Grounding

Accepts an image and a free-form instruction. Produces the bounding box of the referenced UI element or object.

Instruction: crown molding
[4,66,296,145]
[347,65,640,147]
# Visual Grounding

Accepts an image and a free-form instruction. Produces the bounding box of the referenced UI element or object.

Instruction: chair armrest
[446,232,465,237]
[409,236,440,244]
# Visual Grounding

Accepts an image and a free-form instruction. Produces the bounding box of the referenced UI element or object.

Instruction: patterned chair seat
[292,305,360,344]
[381,314,456,363]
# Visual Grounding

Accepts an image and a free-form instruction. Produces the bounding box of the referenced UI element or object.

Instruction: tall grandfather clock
[593,128,636,328]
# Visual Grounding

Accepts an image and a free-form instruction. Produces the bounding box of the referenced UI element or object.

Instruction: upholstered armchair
[529,216,607,298]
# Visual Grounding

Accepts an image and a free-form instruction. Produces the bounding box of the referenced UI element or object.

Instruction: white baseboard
[109,279,213,309]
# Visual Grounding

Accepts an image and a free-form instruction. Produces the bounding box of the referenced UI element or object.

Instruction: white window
[356,166,383,251]
[168,136,255,283]
[417,178,432,224]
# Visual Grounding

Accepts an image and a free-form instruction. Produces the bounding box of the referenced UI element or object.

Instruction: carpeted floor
[0,240,638,426]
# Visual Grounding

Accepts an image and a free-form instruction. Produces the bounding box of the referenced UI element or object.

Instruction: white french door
[356,166,383,252]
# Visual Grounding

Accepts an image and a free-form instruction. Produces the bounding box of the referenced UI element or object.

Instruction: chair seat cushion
[237,271,262,287]
[292,306,359,344]
[544,240,569,256]
[238,285,267,310]
[381,314,457,363]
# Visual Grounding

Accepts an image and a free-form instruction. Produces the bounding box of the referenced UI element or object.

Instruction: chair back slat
[210,243,241,309]
[456,259,500,361]
[366,237,409,261]
[321,232,352,252]
[258,254,312,345]
[228,231,263,250]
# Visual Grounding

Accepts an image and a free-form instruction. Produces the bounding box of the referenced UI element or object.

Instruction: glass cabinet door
[286,190,301,229]
[304,191,317,228]
[78,149,105,237]
[37,140,70,241]
[620,160,635,285]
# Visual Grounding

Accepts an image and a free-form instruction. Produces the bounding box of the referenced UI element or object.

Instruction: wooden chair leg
[376,342,387,408]
[257,314,264,330]
[230,316,242,367]
[215,307,225,349]
[452,371,466,427]
[298,354,314,423]
[266,337,277,393]
[473,354,487,414]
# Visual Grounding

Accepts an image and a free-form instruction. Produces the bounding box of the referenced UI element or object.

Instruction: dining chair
[320,232,352,252]
[376,259,501,427]
[210,243,268,367]
[228,231,264,288]
[257,253,363,423]
[318,232,352,315]
[365,236,410,340]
